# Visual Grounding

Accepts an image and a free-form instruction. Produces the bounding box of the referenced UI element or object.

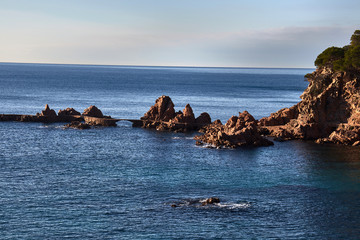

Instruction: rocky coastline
[259,67,360,146]
[2,66,360,147]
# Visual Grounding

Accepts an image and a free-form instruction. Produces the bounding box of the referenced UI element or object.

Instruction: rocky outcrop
[195,111,273,148]
[195,112,212,126]
[138,96,211,132]
[172,104,196,125]
[32,104,58,122]
[141,95,175,122]
[58,108,80,116]
[0,105,116,127]
[57,108,81,122]
[38,104,57,117]
[260,67,360,145]
[83,105,104,118]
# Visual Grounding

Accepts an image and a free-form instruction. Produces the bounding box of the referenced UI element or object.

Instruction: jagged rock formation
[58,108,80,116]
[259,66,360,145]
[138,96,211,132]
[195,111,273,148]
[1,105,116,127]
[38,104,57,117]
[83,105,104,118]
[141,95,175,122]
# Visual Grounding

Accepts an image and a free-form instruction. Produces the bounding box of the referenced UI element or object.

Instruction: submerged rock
[170,197,221,208]
[201,197,220,206]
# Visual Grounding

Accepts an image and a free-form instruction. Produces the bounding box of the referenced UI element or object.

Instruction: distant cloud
[0,2,358,67]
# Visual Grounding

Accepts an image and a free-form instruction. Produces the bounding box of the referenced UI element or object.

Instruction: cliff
[259,67,360,146]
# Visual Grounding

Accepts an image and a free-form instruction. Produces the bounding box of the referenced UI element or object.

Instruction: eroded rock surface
[260,67,360,145]
[195,111,273,148]
[83,105,104,118]
[141,95,175,122]
[138,96,211,132]
[39,104,57,117]
[58,108,80,116]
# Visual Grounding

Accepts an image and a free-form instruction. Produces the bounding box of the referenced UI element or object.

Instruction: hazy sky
[0,0,359,67]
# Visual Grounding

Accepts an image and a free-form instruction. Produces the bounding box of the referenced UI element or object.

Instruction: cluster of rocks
[194,111,273,148]
[259,67,360,146]
[138,95,212,132]
[4,65,360,147]
[138,96,273,148]
[25,104,116,129]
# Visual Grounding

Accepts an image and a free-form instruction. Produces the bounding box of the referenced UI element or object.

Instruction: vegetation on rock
[314,30,360,72]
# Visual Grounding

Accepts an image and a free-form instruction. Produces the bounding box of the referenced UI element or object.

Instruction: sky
[0,0,359,68]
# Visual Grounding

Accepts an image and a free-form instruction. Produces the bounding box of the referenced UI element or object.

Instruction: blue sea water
[1,63,360,239]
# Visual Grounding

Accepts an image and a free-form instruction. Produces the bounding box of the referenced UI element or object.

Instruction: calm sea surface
[1,63,360,239]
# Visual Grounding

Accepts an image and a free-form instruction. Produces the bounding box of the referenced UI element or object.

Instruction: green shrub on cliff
[314,47,345,69]
[315,30,360,72]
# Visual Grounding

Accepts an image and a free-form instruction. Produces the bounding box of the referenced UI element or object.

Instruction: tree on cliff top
[350,30,360,46]
[315,30,360,72]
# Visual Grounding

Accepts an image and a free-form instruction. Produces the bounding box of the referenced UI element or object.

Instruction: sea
[1,63,360,239]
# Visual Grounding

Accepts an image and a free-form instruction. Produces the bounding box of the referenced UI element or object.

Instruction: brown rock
[194,111,273,148]
[83,105,104,118]
[195,112,212,126]
[172,104,196,125]
[213,119,222,125]
[141,95,175,122]
[39,104,57,117]
[139,96,212,132]
[260,66,360,145]
[58,108,80,116]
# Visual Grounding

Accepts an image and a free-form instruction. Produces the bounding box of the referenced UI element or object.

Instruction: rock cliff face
[195,111,273,148]
[259,67,360,146]
[139,96,211,132]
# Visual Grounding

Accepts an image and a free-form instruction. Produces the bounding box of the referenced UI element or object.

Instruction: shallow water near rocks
[1,63,360,239]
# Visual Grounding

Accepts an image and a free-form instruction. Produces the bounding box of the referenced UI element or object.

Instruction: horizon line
[0,61,316,70]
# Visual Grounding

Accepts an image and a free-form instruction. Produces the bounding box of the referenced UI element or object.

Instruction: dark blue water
[1,63,360,239]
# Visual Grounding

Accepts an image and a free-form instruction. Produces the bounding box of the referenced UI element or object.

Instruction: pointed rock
[83,105,103,118]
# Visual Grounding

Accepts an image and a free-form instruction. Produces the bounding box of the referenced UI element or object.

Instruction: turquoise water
[1,63,360,239]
